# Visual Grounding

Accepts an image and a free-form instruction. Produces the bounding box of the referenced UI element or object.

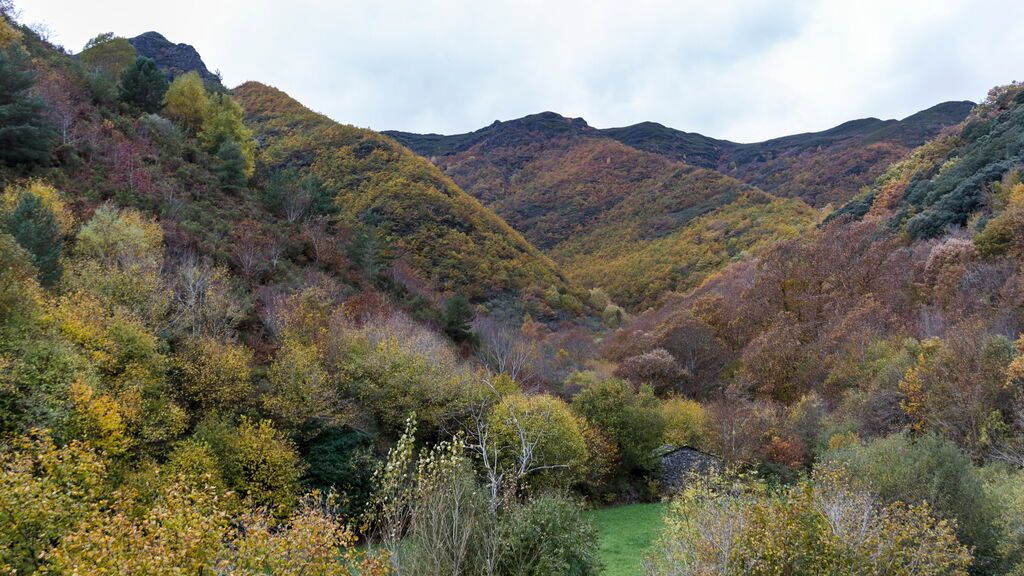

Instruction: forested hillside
[2,3,1024,575]
[388,103,970,309]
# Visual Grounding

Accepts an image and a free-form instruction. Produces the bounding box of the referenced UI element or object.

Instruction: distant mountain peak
[128,31,220,86]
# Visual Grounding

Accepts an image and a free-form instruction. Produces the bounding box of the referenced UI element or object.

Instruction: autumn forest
[1,3,1024,575]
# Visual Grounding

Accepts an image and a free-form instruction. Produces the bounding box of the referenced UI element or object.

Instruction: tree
[200,93,254,177]
[661,397,708,447]
[162,71,208,133]
[176,337,253,415]
[214,139,249,190]
[487,393,589,489]
[3,192,61,286]
[0,45,52,165]
[119,57,167,113]
[195,416,304,517]
[569,372,664,475]
[443,294,477,345]
[80,33,136,77]
[0,433,107,574]
[0,232,42,325]
[79,33,136,105]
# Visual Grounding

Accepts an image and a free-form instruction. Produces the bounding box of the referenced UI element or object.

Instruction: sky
[18,0,1024,142]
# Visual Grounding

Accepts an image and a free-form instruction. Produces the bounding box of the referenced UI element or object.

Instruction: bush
[498,493,601,576]
[825,433,1002,572]
[646,470,972,576]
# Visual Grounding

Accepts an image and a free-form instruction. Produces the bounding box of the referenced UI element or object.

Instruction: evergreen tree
[119,57,168,113]
[442,294,476,345]
[0,45,53,166]
[214,140,248,191]
[4,193,62,286]
[347,225,393,284]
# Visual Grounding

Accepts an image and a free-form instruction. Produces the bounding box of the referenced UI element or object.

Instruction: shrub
[825,433,1001,571]
[498,493,601,576]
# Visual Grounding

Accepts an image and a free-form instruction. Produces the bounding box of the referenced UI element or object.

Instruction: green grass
[588,502,668,576]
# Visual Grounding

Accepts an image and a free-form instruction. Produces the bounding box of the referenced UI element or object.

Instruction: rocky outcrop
[128,31,221,86]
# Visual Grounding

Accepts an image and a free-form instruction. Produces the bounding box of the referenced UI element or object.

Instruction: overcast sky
[19,1,1024,142]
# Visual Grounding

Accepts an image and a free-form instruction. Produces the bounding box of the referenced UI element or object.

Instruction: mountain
[128,31,221,84]
[389,101,973,208]
[232,82,584,318]
[387,113,811,308]
[832,85,1024,241]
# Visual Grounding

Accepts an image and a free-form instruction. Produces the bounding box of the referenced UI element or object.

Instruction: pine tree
[4,193,62,286]
[442,294,476,345]
[0,45,53,166]
[119,57,168,113]
[214,140,248,191]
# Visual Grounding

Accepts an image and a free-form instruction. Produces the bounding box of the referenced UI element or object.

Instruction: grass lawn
[588,501,668,576]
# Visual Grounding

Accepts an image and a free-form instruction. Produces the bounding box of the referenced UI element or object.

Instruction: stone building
[658,444,722,494]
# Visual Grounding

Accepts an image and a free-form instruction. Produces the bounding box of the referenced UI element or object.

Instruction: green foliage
[337,319,480,440]
[301,428,376,516]
[260,167,333,221]
[118,57,168,113]
[68,204,169,325]
[498,493,602,576]
[0,232,42,326]
[3,191,62,286]
[442,293,476,344]
[214,139,250,190]
[195,416,304,516]
[661,396,708,447]
[489,393,589,488]
[80,33,136,77]
[0,433,107,574]
[0,44,52,166]
[569,372,664,474]
[346,224,393,283]
[826,433,1002,572]
[175,337,253,416]
[200,92,255,178]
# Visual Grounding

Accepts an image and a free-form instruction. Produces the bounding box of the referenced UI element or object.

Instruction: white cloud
[19,0,1024,141]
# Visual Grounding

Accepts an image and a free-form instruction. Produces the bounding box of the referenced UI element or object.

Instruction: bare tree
[473,316,537,384]
[168,252,247,340]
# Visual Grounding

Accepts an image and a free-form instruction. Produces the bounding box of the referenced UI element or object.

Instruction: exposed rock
[128,31,221,86]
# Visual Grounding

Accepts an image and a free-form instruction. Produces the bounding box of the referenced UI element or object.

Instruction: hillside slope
[233,83,584,317]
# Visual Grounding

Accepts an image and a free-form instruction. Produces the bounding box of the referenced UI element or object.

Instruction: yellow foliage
[661,396,707,447]
[163,71,210,133]
[1,181,75,236]
[0,15,22,47]
[70,379,131,455]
